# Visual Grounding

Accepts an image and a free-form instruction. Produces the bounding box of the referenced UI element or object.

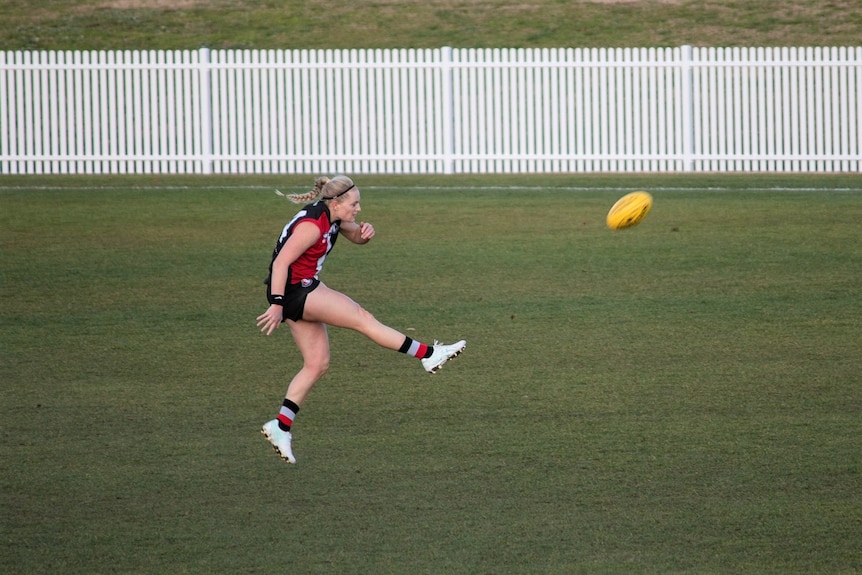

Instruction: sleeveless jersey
[269,201,341,287]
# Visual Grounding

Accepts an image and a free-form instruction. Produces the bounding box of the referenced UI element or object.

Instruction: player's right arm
[257,221,321,335]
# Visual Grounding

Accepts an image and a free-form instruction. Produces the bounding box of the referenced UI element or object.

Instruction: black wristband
[268,294,285,306]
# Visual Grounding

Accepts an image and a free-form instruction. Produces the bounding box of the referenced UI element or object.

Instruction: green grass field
[2,174,860,574]
[2,0,861,50]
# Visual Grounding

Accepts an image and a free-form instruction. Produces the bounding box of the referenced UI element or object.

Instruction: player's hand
[359,221,375,241]
[256,305,284,336]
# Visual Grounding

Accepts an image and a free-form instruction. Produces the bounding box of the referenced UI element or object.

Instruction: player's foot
[261,419,296,463]
[421,340,466,374]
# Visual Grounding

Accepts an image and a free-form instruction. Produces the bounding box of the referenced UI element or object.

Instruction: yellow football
[606,191,653,230]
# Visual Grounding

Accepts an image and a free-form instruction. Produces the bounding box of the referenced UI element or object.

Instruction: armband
[268,294,285,306]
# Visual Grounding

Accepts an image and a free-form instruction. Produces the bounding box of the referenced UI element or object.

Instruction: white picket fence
[1,46,860,174]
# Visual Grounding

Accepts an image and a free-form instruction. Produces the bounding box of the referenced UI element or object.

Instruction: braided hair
[276,176,356,204]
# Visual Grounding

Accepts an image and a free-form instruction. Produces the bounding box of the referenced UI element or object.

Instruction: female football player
[256,175,466,463]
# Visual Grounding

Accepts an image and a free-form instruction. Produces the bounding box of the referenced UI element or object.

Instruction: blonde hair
[276,176,356,204]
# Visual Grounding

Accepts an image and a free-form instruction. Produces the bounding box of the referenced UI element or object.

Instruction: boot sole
[425,344,466,374]
[261,427,296,464]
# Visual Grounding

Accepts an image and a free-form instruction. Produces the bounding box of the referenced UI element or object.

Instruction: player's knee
[355,306,382,333]
[357,305,376,323]
[304,354,330,379]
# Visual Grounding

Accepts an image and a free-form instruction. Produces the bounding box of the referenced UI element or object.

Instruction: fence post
[441,46,455,174]
[680,45,694,172]
[198,47,213,174]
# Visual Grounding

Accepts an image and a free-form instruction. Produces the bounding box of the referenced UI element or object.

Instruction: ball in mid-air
[606,191,653,230]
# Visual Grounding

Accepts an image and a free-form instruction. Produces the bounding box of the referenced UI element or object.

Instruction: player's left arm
[340,221,375,244]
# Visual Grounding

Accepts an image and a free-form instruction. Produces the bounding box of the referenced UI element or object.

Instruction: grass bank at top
[1,0,860,51]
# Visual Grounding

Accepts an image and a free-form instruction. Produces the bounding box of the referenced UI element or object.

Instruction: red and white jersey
[268,201,341,286]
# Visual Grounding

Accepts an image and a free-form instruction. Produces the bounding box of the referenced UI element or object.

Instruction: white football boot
[421,340,466,374]
[260,419,296,464]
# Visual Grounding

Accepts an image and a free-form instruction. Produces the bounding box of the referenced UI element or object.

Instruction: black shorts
[267,278,321,322]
